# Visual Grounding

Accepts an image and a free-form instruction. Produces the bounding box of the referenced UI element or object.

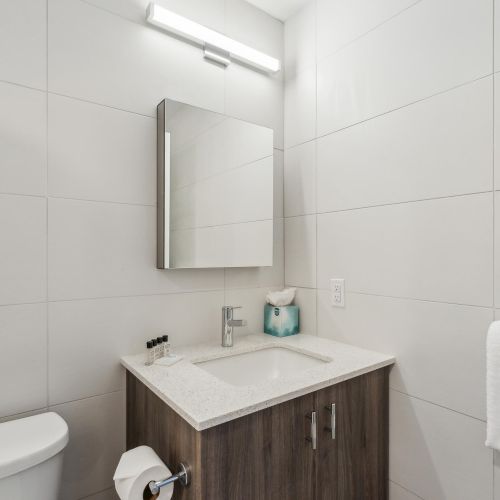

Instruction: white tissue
[266,288,297,307]
[114,445,173,500]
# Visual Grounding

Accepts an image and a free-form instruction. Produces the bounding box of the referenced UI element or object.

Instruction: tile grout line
[49,388,124,410]
[390,387,487,423]
[45,0,50,415]
[389,479,425,500]
[281,189,494,219]
[492,0,496,495]
[285,72,495,152]
[313,0,319,337]
[316,288,495,311]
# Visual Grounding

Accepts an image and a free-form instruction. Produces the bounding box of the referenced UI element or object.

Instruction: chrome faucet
[222,306,247,347]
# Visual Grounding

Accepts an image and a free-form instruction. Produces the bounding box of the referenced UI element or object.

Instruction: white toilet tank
[0,412,69,500]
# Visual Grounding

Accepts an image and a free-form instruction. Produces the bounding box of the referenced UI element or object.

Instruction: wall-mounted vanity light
[146,3,281,73]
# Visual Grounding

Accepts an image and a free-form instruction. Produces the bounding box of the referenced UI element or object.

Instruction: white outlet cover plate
[330,278,345,307]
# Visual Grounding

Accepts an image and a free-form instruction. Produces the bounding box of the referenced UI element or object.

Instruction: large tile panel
[316,0,419,61]
[0,304,47,418]
[48,290,223,405]
[0,195,46,305]
[0,82,46,196]
[317,77,493,212]
[390,390,493,500]
[52,392,125,500]
[317,0,492,135]
[48,198,223,301]
[48,94,156,205]
[317,194,493,306]
[284,2,316,76]
[285,215,316,288]
[83,0,225,31]
[284,67,316,148]
[48,0,225,117]
[318,291,491,419]
[284,141,316,217]
[0,0,46,89]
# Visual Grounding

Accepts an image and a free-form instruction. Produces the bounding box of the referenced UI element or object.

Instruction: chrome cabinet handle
[305,411,317,450]
[324,403,336,440]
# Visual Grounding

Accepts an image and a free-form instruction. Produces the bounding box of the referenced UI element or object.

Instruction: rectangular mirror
[157,99,274,269]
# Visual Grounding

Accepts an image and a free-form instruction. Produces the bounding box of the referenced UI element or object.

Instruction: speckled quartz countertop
[121,333,395,431]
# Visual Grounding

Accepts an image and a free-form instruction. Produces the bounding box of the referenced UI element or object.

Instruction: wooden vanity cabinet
[126,367,389,500]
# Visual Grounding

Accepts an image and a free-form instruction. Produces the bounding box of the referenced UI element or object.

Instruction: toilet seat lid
[0,412,69,480]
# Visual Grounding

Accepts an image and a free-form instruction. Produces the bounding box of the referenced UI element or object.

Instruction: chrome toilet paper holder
[148,462,191,496]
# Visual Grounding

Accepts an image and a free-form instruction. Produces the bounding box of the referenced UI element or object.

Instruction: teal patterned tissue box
[264,304,299,337]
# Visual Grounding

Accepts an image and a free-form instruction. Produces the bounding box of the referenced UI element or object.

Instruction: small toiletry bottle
[152,339,158,360]
[145,341,154,366]
[156,337,163,359]
[162,335,170,356]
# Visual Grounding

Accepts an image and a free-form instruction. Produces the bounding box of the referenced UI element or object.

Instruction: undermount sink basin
[195,346,329,386]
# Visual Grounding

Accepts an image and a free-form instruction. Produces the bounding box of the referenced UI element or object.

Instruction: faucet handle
[223,305,242,310]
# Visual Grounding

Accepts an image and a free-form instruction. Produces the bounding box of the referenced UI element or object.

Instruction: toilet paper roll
[113,445,174,500]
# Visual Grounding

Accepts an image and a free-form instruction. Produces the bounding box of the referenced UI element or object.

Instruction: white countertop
[121,333,395,431]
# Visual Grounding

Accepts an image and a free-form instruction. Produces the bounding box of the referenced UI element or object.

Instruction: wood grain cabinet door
[267,392,316,500]
[315,384,339,500]
[317,370,389,500]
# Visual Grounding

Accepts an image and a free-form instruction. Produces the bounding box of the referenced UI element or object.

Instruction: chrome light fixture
[146,3,281,73]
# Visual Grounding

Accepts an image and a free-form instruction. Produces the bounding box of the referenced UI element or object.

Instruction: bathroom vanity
[122,334,394,500]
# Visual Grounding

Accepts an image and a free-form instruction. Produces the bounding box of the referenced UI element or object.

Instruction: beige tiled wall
[284,0,497,498]
[0,0,283,498]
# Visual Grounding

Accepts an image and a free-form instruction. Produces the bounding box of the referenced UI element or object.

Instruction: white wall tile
[48,291,223,405]
[0,195,46,305]
[285,215,316,288]
[390,391,493,500]
[316,0,419,61]
[285,66,316,148]
[225,0,284,61]
[495,451,500,500]
[318,291,491,420]
[493,192,500,307]
[284,140,316,217]
[293,287,316,335]
[496,0,500,72]
[317,0,492,135]
[317,194,493,306]
[48,94,156,205]
[52,392,125,500]
[225,65,284,149]
[0,304,47,418]
[48,0,225,117]
[285,2,316,76]
[83,0,225,31]
[48,198,223,301]
[0,0,46,89]
[0,408,48,425]
[224,219,284,289]
[274,150,284,218]
[0,82,46,197]
[317,77,493,212]
[389,481,425,500]
[494,76,500,190]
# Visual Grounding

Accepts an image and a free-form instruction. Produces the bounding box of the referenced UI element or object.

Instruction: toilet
[0,412,69,500]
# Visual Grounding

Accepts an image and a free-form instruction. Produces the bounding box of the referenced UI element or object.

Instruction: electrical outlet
[330,279,345,307]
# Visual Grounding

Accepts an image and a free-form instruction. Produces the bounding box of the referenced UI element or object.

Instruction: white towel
[486,321,500,450]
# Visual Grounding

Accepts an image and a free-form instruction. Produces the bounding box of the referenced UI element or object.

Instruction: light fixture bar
[146,3,281,73]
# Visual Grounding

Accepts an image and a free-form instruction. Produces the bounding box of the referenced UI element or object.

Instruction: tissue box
[264,305,299,337]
